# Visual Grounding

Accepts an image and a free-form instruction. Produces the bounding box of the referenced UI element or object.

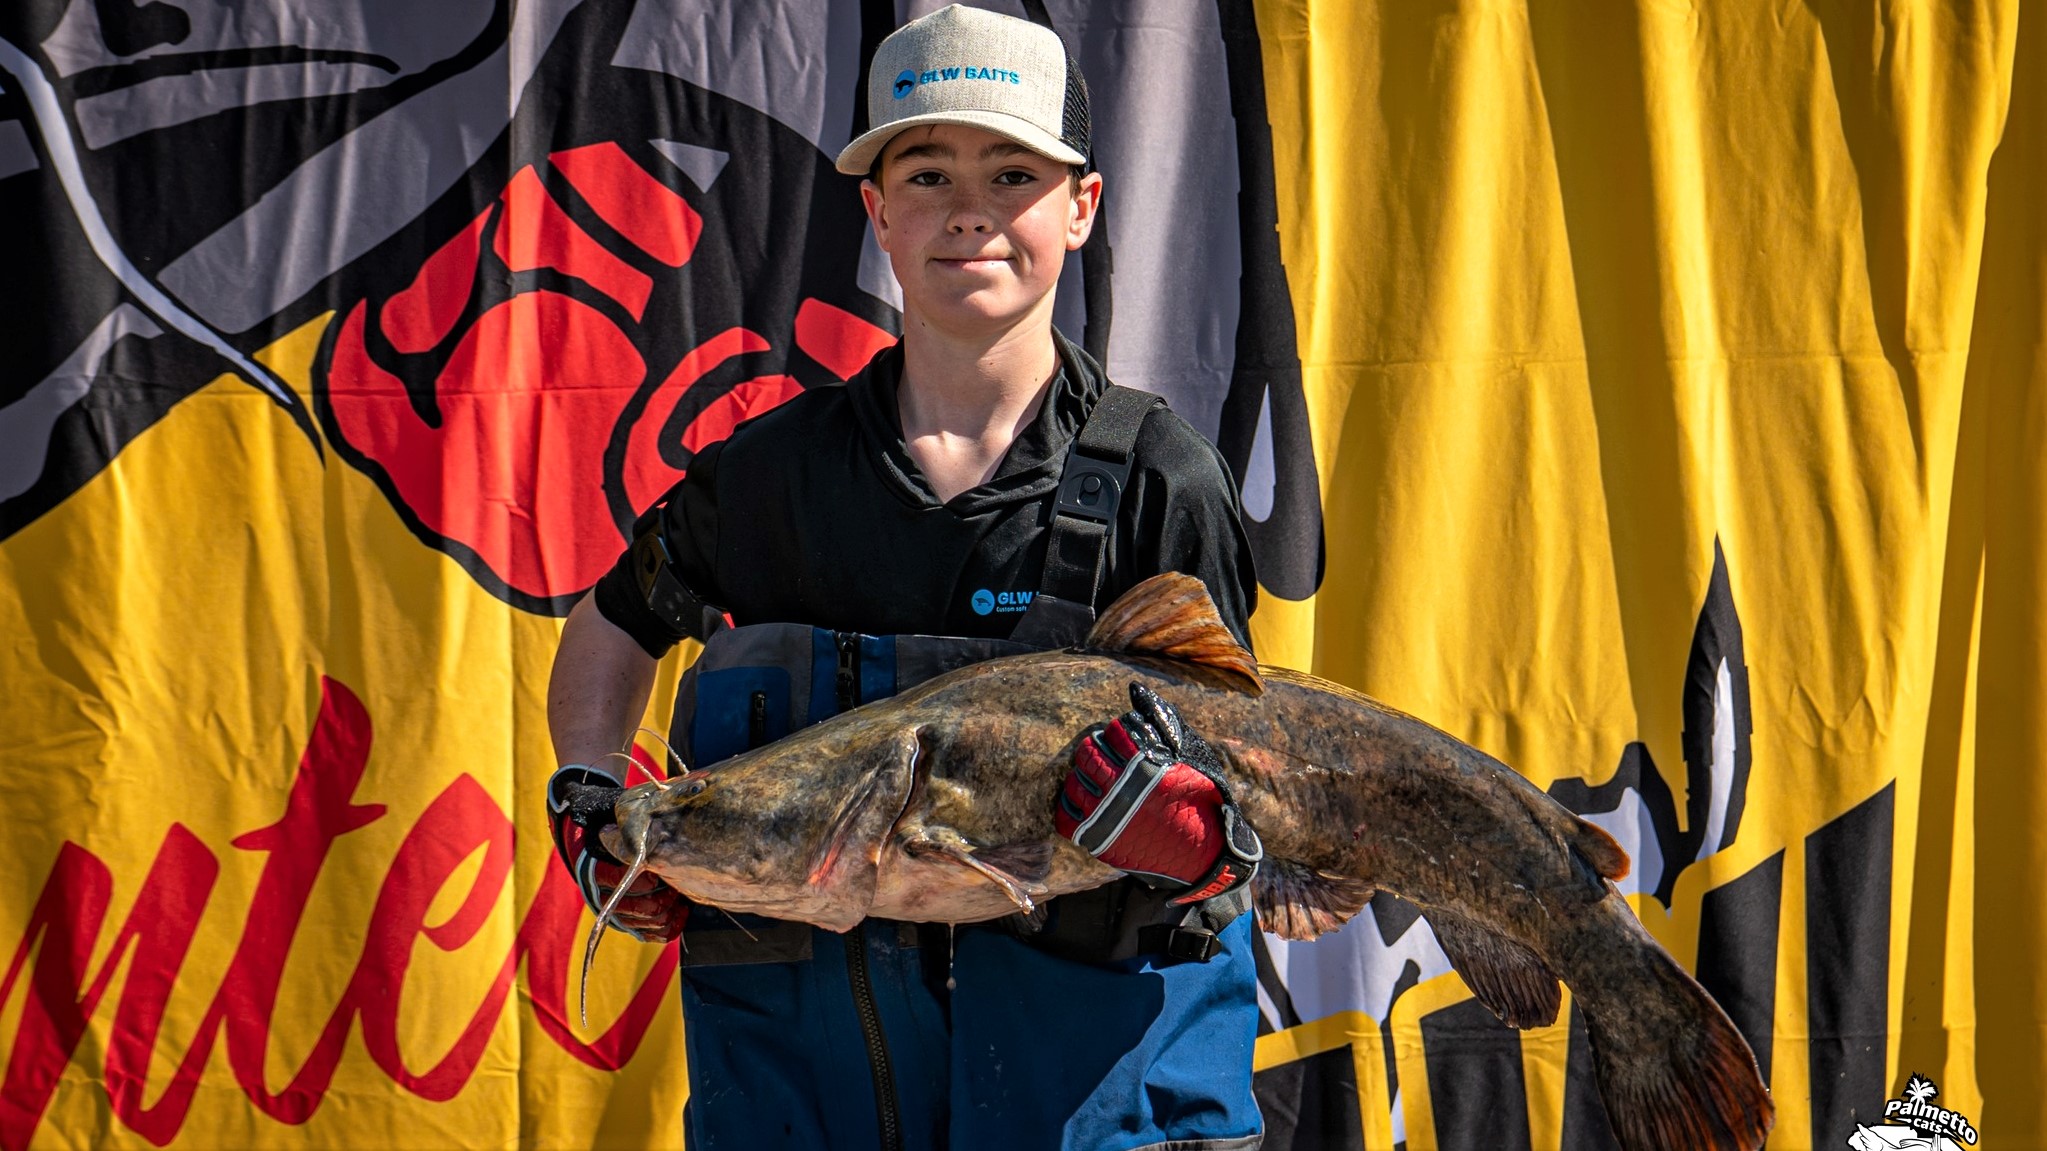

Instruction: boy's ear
[860,177,891,252]
[1065,171,1104,252]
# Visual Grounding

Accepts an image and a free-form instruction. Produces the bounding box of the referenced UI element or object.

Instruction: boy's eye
[993,170,1036,186]
[905,170,946,187]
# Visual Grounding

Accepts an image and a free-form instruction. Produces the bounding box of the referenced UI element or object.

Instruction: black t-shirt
[593,330,1256,653]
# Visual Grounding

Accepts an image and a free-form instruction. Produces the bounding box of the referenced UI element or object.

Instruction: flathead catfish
[597,573,1774,1151]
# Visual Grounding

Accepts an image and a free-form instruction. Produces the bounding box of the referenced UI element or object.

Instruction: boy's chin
[909,291,1051,338]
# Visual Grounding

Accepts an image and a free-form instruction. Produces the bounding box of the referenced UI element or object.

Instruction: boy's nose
[945,188,995,232]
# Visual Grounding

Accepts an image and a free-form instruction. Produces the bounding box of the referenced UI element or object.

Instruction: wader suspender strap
[1007,385,1161,648]
[1012,385,1263,962]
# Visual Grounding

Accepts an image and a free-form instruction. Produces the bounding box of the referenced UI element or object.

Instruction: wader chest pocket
[691,667,791,766]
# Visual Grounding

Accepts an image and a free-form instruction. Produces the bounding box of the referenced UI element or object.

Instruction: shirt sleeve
[1117,407,1260,654]
[590,438,727,657]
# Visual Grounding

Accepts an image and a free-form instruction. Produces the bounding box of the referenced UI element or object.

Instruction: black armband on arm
[630,525,708,635]
[591,504,721,656]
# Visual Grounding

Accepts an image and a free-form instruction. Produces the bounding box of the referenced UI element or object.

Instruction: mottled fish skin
[599,574,1773,1151]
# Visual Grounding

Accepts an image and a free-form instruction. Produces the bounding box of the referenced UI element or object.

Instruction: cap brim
[835,109,1086,176]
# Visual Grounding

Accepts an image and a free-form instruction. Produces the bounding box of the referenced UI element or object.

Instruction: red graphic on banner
[330,289,650,598]
[548,142,705,268]
[495,164,658,320]
[795,298,900,382]
[323,148,893,606]
[383,208,495,355]
[0,678,673,1151]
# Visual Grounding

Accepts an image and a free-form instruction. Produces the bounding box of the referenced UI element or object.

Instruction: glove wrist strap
[1169,803,1263,906]
[547,764,627,869]
[549,762,624,801]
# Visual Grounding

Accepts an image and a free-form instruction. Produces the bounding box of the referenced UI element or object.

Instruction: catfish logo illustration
[0,1,907,607]
[893,69,917,97]
[1846,1074,1979,1149]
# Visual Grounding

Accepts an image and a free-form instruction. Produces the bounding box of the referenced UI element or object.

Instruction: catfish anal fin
[1429,910,1562,1029]
[1085,573,1263,695]
[1252,858,1374,940]
[905,832,1054,913]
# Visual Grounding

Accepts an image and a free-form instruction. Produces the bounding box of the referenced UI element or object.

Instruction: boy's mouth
[933,255,1012,272]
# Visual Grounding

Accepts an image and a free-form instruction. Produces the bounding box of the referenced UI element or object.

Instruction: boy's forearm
[548,592,660,774]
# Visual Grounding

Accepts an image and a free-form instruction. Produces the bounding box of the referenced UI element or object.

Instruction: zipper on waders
[844,925,903,1151]
[747,690,768,748]
[834,637,900,1149]
[834,631,859,714]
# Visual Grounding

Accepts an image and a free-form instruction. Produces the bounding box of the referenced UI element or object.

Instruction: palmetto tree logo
[1863,1072,1979,1148]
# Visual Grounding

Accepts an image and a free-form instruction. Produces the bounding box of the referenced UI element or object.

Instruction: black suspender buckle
[1162,925,1221,963]
[1054,454,1132,525]
[1009,384,1160,650]
[1134,919,1223,963]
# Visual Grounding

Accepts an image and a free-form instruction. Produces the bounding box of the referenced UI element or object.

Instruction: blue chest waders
[637,387,1264,1151]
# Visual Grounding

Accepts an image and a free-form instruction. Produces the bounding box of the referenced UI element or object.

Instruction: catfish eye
[665,769,711,798]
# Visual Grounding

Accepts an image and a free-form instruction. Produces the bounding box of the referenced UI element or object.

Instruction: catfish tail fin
[1574,904,1773,1151]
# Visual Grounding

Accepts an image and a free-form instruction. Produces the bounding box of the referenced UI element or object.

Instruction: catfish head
[602,722,925,933]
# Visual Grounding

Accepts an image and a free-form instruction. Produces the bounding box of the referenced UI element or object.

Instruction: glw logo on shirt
[1846,1074,1979,1149]
[893,64,1024,98]
[970,588,1032,616]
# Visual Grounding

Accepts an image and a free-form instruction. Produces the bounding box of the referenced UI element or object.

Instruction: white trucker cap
[835,4,1091,177]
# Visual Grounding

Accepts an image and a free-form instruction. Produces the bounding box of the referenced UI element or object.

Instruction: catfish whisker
[590,749,638,782]
[580,812,652,1029]
[635,725,691,777]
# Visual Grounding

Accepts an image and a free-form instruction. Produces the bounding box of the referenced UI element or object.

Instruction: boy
[546,7,1264,1148]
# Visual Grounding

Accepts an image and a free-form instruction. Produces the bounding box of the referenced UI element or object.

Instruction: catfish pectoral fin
[805,729,922,892]
[903,831,1054,913]
[1428,909,1561,1029]
[1251,858,1374,940]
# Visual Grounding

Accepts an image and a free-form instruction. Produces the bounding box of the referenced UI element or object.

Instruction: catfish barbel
[591,573,1774,1151]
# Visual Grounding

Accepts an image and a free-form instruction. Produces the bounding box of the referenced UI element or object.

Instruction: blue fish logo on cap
[893,70,916,98]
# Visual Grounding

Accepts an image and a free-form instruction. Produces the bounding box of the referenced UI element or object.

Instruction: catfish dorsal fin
[1085,573,1264,695]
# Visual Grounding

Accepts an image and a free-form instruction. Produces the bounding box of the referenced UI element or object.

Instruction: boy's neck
[892,309,1064,503]
[895,311,1061,439]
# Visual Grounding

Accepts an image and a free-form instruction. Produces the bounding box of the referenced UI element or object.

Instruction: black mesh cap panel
[1061,52,1092,172]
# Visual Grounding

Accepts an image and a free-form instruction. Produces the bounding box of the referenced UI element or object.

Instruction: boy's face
[861,124,1102,339]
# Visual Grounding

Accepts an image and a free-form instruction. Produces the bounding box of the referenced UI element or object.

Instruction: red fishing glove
[1056,684,1262,904]
[547,764,689,942]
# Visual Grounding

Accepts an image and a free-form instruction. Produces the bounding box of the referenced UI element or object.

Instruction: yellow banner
[1244,0,2043,1146]
[0,318,691,1148]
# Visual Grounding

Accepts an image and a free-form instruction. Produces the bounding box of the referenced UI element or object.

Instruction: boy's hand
[1055,684,1261,904]
[547,765,689,941]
